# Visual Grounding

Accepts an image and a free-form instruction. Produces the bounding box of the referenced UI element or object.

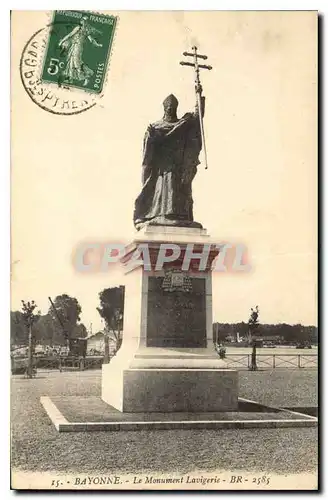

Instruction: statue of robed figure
[133,46,212,230]
[133,92,205,230]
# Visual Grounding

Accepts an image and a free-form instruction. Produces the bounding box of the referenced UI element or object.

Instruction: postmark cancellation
[20,10,118,115]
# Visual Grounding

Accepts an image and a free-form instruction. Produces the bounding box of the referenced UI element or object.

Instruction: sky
[11,11,317,331]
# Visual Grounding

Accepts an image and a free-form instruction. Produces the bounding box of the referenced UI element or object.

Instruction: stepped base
[102,365,238,412]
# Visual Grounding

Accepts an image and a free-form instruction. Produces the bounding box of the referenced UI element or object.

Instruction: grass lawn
[11,369,318,475]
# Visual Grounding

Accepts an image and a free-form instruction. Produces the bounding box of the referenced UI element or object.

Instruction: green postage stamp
[41,10,117,94]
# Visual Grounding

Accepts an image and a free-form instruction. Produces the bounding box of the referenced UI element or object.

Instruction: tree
[248,305,259,371]
[33,314,56,345]
[48,294,82,345]
[73,323,88,338]
[21,300,40,378]
[248,305,260,339]
[97,286,125,360]
[11,311,27,346]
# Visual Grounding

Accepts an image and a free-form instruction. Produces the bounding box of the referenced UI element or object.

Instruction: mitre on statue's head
[163,94,179,110]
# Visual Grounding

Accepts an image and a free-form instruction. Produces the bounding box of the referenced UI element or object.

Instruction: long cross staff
[180,46,212,170]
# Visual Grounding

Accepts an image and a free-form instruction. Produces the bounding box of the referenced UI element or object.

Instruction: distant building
[262,336,283,343]
[87,331,117,355]
[256,336,284,347]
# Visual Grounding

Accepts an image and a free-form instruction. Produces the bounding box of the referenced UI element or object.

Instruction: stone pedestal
[102,226,238,412]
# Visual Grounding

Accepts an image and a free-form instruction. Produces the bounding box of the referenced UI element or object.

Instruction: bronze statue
[133,46,212,230]
[133,92,205,230]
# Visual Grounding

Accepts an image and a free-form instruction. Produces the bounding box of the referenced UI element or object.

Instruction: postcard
[11,10,318,491]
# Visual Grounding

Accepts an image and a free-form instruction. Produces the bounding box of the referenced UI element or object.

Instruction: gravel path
[11,369,318,475]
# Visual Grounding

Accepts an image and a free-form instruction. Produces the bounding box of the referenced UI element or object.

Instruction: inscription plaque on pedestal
[146,276,206,348]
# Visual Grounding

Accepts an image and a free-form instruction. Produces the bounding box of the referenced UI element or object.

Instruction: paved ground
[11,369,318,475]
[239,370,317,407]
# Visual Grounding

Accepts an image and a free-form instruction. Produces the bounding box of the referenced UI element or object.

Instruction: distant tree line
[12,291,317,350]
[11,287,126,352]
[213,322,318,344]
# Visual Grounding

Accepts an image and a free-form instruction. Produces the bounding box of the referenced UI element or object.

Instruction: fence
[12,353,318,374]
[11,355,105,373]
[224,353,318,370]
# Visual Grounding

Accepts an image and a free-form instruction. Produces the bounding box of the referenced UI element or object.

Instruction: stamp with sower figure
[20,10,117,115]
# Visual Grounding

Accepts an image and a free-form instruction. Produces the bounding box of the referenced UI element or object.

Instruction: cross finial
[179,47,212,170]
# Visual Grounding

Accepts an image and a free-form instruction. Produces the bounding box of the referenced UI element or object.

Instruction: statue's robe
[133,99,205,228]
